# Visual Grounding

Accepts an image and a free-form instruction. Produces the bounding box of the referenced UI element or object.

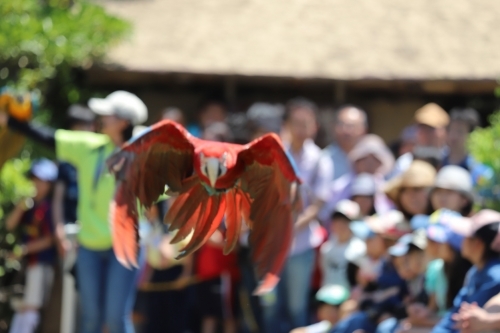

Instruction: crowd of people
[2,91,500,333]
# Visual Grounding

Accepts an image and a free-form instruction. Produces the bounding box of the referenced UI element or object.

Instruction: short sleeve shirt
[320,236,366,289]
[286,139,334,255]
[425,259,448,315]
[55,130,116,250]
[432,259,500,333]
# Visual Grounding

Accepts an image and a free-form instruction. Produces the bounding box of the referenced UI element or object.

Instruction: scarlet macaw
[107,120,301,294]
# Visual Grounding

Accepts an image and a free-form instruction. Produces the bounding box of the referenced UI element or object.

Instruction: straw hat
[414,103,450,128]
[384,160,436,202]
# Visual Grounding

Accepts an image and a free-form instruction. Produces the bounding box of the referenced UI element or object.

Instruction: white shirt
[320,235,366,288]
[287,139,334,256]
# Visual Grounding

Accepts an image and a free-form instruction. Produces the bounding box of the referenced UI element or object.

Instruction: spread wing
[237,133,302,295]
[107,120,196,268]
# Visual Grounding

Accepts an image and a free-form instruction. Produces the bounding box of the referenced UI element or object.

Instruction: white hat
[351,173,377,197]
[88,91,148,126]
[432,165,473,201]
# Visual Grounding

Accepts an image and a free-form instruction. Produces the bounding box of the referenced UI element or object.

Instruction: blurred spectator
[454,292,500,332]
[262,98,333,333]
[187,100,227,137]
[432,210,500,333]
[226,112,251,144]
[139,203,195,333]
[7,159,58,333]
[238,103,285,333]
[323,105,368,180]
[291,285,351,333]
[319,134,395,224]
[430,165,474,216]
[398,125,418,158]
[442,107,494,188]
[193,124,239,333]
[331,211,411,333]
[160,107,186,125]
[350,173,378,217]
[0,90,148,333]
[246,102,284,139]
[320,200,366,289]
[52,104,96,259]
[378,229,430,332]
[384,160,436,219]
[390,103,449,179]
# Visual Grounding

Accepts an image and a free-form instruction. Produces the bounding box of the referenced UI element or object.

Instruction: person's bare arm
[52,181,70,257]
[5,200,29,231]
[453,298,500,332]
[24,236,54,255]
[294,199,324,231]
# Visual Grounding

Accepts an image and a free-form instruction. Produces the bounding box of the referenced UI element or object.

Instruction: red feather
[107,120,301,295]
[223,189,241,255]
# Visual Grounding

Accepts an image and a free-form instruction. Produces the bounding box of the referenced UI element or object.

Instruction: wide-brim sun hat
[431,165,474,202]
[384,160,436,203]
[348,134,395,176]
[414,103,450,128]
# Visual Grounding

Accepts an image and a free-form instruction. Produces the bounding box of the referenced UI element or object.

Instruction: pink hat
[348,134,395,176]
[448,210,500,251]
[365,210,412,239]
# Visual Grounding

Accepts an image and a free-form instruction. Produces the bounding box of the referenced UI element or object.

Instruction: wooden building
[87,0,500,143]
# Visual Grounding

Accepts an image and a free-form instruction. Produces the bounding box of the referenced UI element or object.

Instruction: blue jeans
[262,248,316,333]
[76,246,139,333]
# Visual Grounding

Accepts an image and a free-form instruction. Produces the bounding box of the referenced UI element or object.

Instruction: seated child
[6,159,58,333]
[320,200,366,289]
[432,210,500,333]
[330,210,412,333]
[291,285,350,333]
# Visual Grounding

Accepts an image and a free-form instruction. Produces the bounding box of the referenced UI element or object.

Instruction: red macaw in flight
[107,120,301,294]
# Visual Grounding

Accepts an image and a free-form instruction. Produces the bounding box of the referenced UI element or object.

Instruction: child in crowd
[330,210,411,333]
[395,210,472,332]
[320,200,366,289]
[6,159,58,333]
[350,173,377,217]
[432,210,500,333]
[429,165,474,216]
[375,229,430,333]
[195,229,239,333]
[291,285,351,333]
[384,160,436,220]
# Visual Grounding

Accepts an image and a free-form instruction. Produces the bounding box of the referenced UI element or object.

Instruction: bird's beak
[205,158,220,188]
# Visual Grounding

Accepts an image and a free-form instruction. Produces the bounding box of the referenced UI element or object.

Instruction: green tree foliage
[0,0,130,99]
[468,110,500,210]
[0,1,130,330]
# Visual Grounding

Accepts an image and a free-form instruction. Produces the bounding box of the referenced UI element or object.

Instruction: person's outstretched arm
[0,113,55,149]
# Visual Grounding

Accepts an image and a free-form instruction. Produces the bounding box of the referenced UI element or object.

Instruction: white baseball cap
[88,90,148,126]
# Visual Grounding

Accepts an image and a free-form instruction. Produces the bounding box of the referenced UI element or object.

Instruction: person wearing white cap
[0,90,148,333]
[430,165,474,216]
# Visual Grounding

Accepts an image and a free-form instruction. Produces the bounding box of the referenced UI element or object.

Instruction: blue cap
[28,158,58,182]
[388,229,427,257]
[388,234,413,256]
[411,215,430,230]
[425,222,464,252]
[350,220,375,240]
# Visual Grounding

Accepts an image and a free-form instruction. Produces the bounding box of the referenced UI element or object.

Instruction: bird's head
[197,151,228,188]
